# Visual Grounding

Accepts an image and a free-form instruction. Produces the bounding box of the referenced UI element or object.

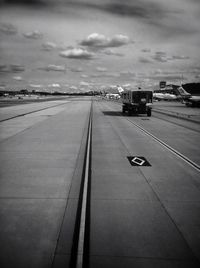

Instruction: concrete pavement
[0,99,91,267]
[0,97,200,268]
[90,100,200,267]
[153,101,200,123]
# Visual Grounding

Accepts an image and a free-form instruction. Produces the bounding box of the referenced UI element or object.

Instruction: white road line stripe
[76,117,91,268]
[127,119,200,172]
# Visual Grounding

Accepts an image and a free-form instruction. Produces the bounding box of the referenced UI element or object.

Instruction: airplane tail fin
[174,86,191,99]
[117,85,124,94]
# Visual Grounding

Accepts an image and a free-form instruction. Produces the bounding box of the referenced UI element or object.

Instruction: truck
[121,90,153,116]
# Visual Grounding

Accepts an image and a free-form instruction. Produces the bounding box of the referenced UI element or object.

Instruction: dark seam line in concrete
[69,127,88,268]
[50,101,92,268]
[0,101,71,122]
[82,101,92,268]
[70,101,92,268]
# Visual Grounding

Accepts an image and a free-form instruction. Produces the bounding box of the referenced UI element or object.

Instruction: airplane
[174,86,200,107]
[153,92,178,101]
[117,85,124,94]
[104,85,125,100]
[105,93,120,100]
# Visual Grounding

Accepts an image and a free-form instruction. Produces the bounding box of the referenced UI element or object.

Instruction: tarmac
[0,98,200,268]
[152,101,200,123]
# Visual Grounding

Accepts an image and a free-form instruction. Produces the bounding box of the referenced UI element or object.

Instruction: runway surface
[0,97,200,268]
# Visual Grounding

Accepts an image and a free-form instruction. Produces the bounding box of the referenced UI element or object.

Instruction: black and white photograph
[0,0,200,267]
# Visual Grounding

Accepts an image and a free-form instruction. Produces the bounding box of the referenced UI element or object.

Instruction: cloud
[59,48,94,59]
[13,76,23,81]
[107,34,130,47]
[170,55,190,60]
[80,33,130,48]
[48,83,61,88]
[154,51,166,57]
[105,72,120,77]
[144,71,184,82]
[58,0,164,20]
[80,33,106,47]
[101,0,165,19]
[59,44,74,50]
[39,64,66,72]
[0,64,9,73]
[80,81,90,86]
[151,51,190,63]
[0,64,25,73]
[69,85,78,91]
[122,83,131,88]
[96,67,107,72]
[23,30,43,39]
[3,1,199,39]
[103,49,124,57]
[152,51,168,62]
[120,70,135,76]
[29,84,43,88]
[81,74,88,78]
[0,22,17,35]
[72,1,199,37]
[191,67,200,78]
[152,69,163,75]
[42,42,57,51]
[158,75,184,81]
[91,72,120,78]
[10,64,25,72]
[70,67,83,72]
[139,57,152,64]
[141,48,151,53]
[3,0,47,5]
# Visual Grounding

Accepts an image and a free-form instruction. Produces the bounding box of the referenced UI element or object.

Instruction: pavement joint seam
[50,102,92,268]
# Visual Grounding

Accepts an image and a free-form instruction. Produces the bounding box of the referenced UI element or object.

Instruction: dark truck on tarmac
[121,90,153,116]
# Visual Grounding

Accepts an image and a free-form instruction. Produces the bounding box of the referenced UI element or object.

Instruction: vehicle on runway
[175,86,200,107]
[121,90,153,116]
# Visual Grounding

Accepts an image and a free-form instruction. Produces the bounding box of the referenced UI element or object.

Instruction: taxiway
[0,97,200,268]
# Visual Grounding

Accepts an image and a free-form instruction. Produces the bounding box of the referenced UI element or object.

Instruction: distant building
[160,81,166,89]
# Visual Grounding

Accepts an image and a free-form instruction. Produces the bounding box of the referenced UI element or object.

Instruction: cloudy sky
[0,0,200,92]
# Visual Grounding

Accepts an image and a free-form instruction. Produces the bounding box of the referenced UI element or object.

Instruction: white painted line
[127,119,200,172]
[132,157,145,166]
[76,117,91,268]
